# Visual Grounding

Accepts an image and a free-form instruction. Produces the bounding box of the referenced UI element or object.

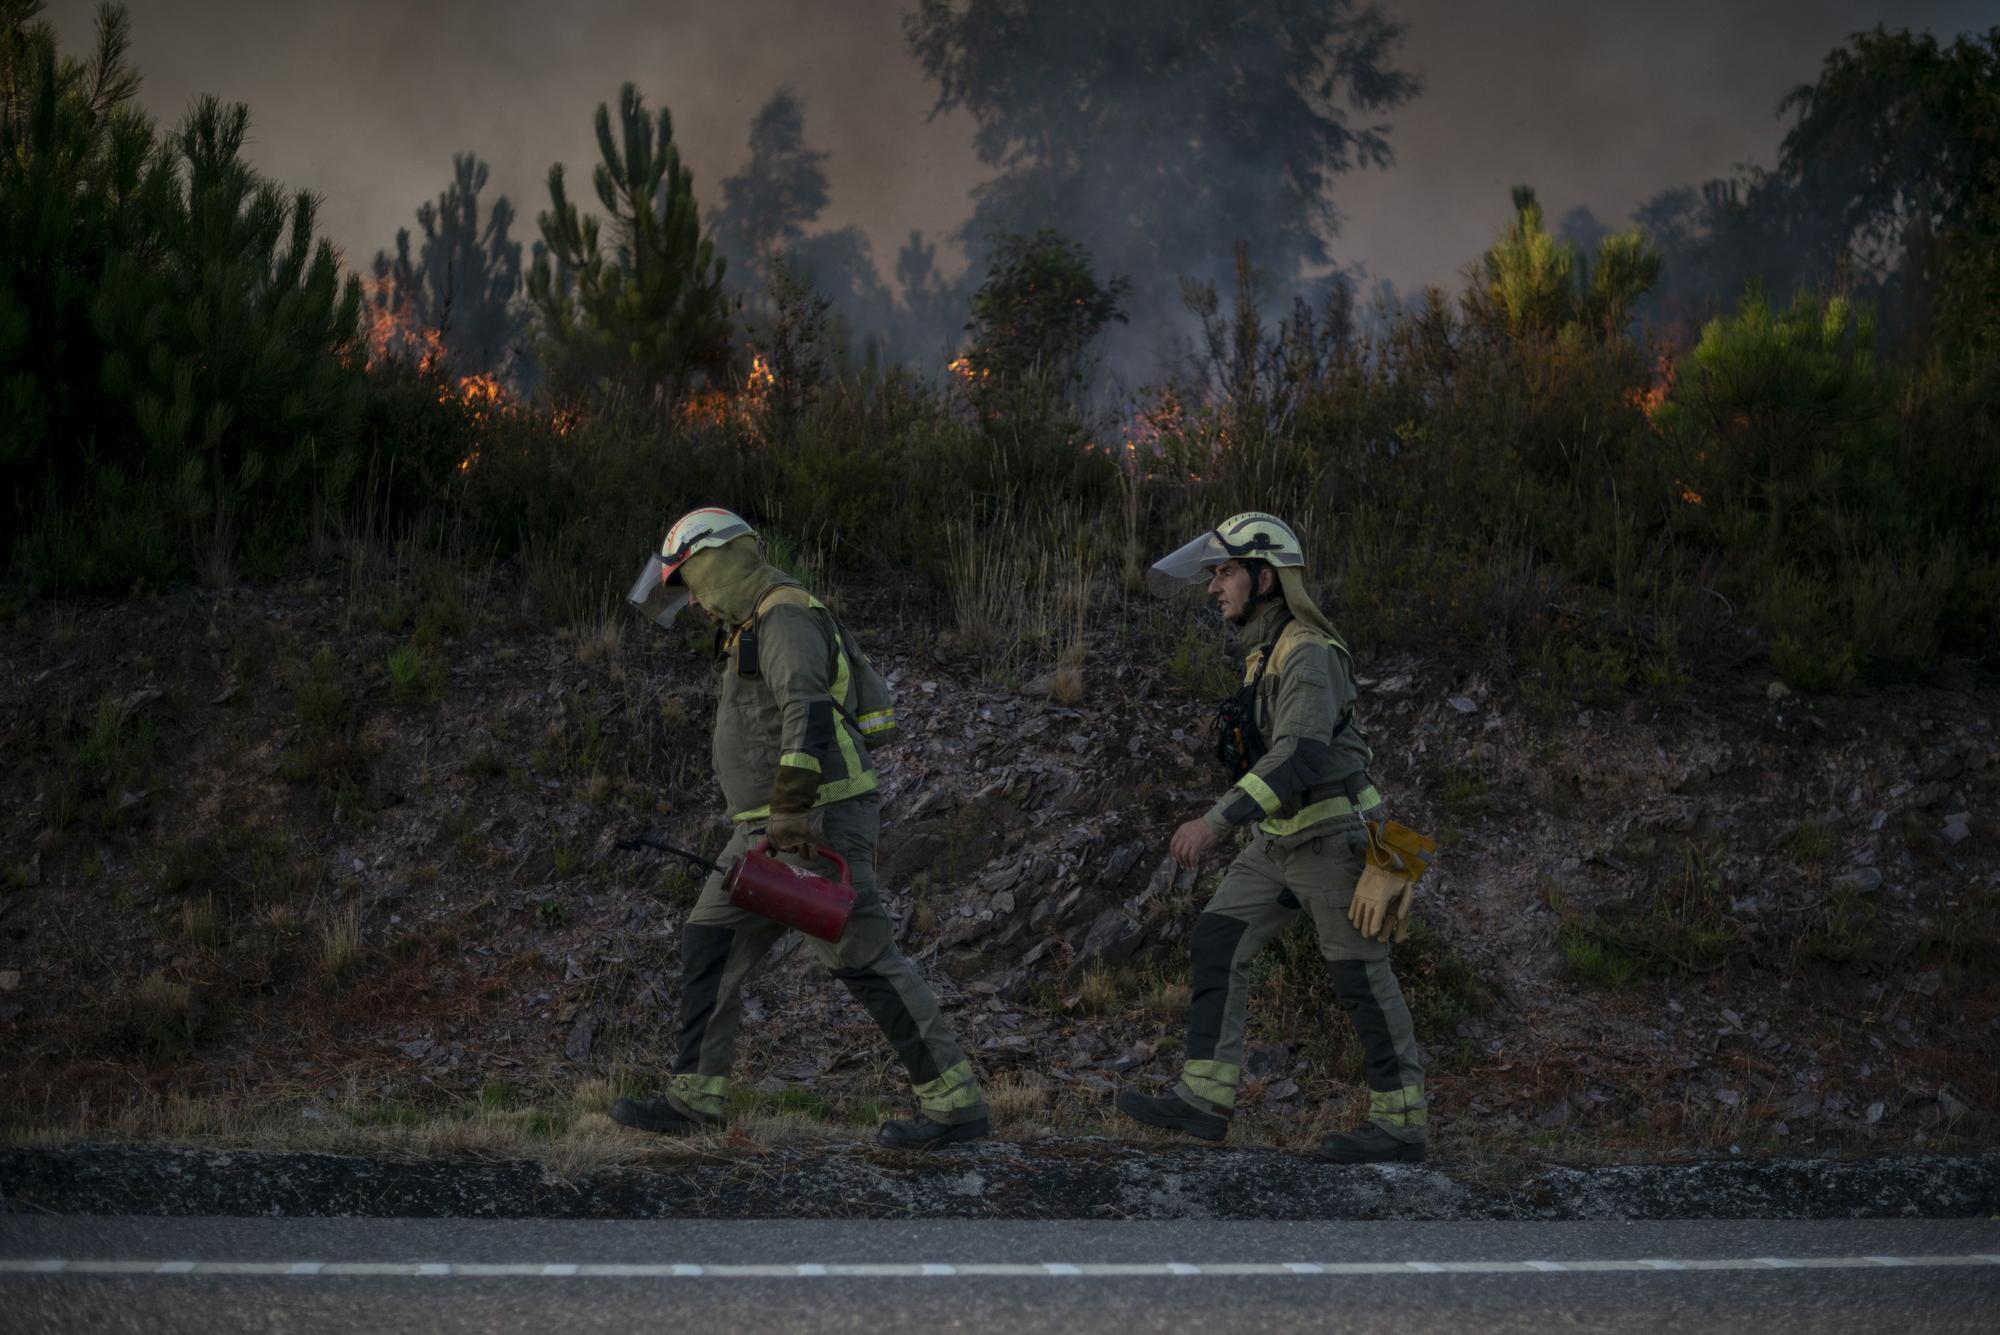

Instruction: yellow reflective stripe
[1369,1084,1428,1128]
[1180,1059,1241,1109]
[1235,773,1281,817]
[733,774,879,821]
[912,1059,983,1113]
[858,709,896,735]
[779,751,821,774]
[668,1073,730,1119]
[812,771,878,804]
[1258,785,1382,836]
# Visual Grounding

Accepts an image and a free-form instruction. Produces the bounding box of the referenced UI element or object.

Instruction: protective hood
[627,507,759,630]
[677,534,775,627]
[1276,566,1338,640]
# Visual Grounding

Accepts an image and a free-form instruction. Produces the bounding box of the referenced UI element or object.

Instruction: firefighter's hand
[1170,818,1220,869]
[765,810,812,856]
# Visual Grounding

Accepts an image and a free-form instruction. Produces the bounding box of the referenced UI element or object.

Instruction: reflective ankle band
[913,1060,983,1114]
[668,1073,730,1119]
[1180,1060,1242,1109]
[1369,1084,1428,1127]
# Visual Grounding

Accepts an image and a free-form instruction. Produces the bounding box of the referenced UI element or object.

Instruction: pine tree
[370,153,526,378]
[526,83,731,401]
[710,86,829,289]
[1478,187,1658,339]
[93,94,367,565]
[0,0,161,503]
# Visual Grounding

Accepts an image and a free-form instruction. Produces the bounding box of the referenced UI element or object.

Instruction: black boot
[1316,1122,1425,1164]
[876,1115,991,1149]
[608,1096,711,1136]
[1116,1087,1229,1142]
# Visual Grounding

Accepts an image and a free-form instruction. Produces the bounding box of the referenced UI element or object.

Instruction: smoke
[45,0,1995,376]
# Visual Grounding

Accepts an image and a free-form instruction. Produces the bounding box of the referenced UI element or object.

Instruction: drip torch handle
[751,838,852,888]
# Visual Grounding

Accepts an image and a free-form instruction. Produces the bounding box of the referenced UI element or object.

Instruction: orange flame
[363,277,447,373]
[1627,352,1676,427]
[681,351,775,433]
[947,355,990,388]
[359,275,591,472]
[1085,387,1208,480]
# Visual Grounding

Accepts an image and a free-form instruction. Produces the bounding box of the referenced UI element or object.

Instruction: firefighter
[1118,513,1429,1163]
[614,508,989,1148]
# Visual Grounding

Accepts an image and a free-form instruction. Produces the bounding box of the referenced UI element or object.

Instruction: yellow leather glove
[765,810,812,856]
[1382,876,1417,943]
[1349,862,1407,942]
[1349,820,1434,943]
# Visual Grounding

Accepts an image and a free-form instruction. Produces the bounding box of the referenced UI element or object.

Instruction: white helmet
[1146,512,1305,597]
[626,507,757,628]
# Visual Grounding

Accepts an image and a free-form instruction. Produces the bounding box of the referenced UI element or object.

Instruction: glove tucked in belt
[1348,819,1438,943]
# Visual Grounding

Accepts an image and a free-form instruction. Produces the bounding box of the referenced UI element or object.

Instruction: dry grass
[575,608,623,666]
[986,1072,1051,1129]
[318,906,362,980]
[1073,966,1130,1015]
[1048,660,1085,705]
[179,895,220,949]
[1145,978,1191,1018]
[946,506,1094,686]
[121,973,196,1056]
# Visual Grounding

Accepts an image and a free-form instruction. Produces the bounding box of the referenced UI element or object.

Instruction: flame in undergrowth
[947,355,990,389]
[1627,352,1676,426]
[362,277,447,373]
[1085,387,1217,481]
[358,276,588,472]
[681,351,775,433]
[1625,354,1704,506]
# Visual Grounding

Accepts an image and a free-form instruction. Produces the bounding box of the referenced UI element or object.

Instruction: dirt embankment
[1,571,1995,1166]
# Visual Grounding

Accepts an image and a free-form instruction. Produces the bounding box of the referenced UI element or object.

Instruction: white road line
[0,1255,1995,1281]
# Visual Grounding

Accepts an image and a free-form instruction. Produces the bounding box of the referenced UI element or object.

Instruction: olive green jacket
[712,573,879,823]
[1202,599,1379,840]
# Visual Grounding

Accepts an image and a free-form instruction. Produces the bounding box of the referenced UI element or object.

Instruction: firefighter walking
[1119,513,1430,1163]
[615,508,990,1148]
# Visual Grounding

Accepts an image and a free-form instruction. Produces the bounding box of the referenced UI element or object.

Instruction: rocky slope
[1,567,1993,1165]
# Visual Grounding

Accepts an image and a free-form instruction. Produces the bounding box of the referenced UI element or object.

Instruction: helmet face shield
[627,553,694,629]
[1149,513,1307,597]
[1146,530,1233,597]
[633,506,757,631]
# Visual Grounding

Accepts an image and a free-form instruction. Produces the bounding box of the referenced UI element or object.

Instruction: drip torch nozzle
[614,834,728,879]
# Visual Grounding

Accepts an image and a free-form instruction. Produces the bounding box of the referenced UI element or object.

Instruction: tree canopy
[904,0,1420,336]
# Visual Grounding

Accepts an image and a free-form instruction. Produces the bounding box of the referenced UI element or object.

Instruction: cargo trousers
[1174,823,1428,1142]
[663,791,987,1126]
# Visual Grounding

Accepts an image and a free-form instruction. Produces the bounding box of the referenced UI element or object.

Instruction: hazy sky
[49,0,1996,295]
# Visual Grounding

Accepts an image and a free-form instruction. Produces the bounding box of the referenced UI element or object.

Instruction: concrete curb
[5,1143,1997,1221]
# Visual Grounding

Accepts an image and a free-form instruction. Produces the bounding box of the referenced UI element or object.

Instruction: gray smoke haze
[51,0,1993,303]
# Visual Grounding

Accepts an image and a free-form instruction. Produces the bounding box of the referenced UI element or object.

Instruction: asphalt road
[3,1217,1996,1333]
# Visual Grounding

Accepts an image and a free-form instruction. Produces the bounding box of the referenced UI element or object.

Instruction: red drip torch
[617,834,857,942]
